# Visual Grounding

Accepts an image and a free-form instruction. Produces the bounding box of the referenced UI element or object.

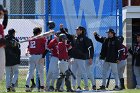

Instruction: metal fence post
[44,0,49,76]
[118,0,123,36]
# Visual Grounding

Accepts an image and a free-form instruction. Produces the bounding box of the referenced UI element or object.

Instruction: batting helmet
[117,36,124,44]
[47,21,55,29]
[59,34,67,40]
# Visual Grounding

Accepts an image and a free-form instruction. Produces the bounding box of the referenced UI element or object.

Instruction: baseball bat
[19,30,54,43]
[68,68,76,80]
[106,70,111,88]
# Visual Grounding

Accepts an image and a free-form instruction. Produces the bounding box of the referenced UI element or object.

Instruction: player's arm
[125,46,129,59]
[116,38,122,63]
[85,38,94,65]
[128,47,134,55]
[25,46,30,56]
[118,48,123,61]
[2,9,8,29]
[39,48,50,64]
[93,32,105,43]
[42,49,49,58]
[87,39,94,59]
[42,39,54,58]
[66,43,72,50]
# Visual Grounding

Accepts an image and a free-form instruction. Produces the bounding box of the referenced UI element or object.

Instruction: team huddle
[0,4,130,92]
[24,24,95,92]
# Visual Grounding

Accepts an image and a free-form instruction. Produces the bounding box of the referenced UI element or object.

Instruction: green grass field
[1,69,140,93]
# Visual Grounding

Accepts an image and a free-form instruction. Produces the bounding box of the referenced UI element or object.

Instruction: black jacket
[5,35,21,66]
[95,34,120,63]
[128,43,140,66]
[94,34,106,59]
[69,34,94,60]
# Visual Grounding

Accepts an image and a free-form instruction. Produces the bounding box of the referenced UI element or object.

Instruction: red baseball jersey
[0,24,4,38]
[118,44,128,61]
[0,24,4,47]
[58,42,70,60]
[47,38,58,57]
[28,37,46,55]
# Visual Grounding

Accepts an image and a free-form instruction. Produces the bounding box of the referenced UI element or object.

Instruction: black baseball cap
[75,26,85,31]
[106,28,116,34]
[75,26,86,34]
[8,28,16,35]
[0,5,4,11]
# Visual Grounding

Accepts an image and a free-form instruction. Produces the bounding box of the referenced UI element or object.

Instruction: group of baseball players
[0,3,139,92]
[23,20,129,92]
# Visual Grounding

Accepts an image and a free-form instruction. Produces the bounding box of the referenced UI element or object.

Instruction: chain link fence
[0,0,47,92]
[0,0,122,92]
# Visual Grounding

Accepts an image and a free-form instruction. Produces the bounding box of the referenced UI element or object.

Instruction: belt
[59,59,68,62]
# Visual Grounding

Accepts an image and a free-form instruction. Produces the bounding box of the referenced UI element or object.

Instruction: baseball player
[39,32,60,92]
[117,36,128,90]
[25,27,46,92]
[70,26,92,91]
[94,29,120,90]
[76,38,96,90]
[5,29,21,92]
[0,5,8,81]
[55,33,74,92]
[128,33,140,89]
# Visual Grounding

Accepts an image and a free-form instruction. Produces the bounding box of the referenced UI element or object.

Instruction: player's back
[47,38,58,57]
[29,38,46,55]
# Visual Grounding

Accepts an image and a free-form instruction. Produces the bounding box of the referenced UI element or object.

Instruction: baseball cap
[75,26,86,34]
[8,28,16,35]
[75,26,85,31]
[0,5,4,11]
[106,28,116,34]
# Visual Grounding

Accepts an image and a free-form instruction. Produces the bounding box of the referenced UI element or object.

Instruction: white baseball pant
[0,47,5,81]
[5,65,19,88]
[77,60,95,86]
[46,56,59,87]
[117,60,126,79]
[26,55,44,87]
[102,62,119,86]
[71,59,88,87]
[58,60,69,74]
[134,66,140,87]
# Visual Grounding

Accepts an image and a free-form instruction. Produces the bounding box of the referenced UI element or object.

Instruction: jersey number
[30,41,36,48]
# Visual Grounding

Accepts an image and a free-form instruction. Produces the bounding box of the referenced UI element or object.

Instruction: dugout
[123,5,140,89]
